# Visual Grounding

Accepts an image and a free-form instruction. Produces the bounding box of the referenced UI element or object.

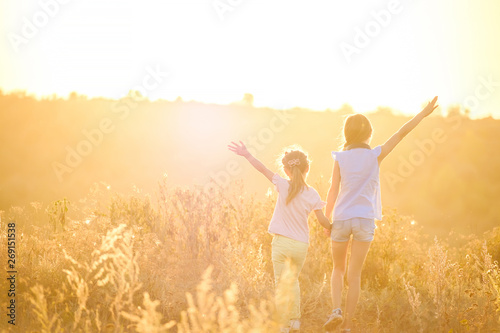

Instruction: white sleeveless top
[331,146,382,221]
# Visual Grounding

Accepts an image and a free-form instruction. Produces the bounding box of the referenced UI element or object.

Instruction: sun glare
[177,105,231,143]
[1,1,499,117]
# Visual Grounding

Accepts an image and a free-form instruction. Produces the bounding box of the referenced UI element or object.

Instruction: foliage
[0,181,499,332]
[1,94,500,235]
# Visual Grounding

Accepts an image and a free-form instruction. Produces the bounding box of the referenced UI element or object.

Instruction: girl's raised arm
[378,96,439,163]
[228,141,274,182]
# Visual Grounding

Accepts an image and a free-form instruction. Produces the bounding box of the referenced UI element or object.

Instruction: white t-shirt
[331,146,382,221]
[268,173,326,243]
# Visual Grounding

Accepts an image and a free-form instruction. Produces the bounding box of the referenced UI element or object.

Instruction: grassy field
[1,179,499,332]
[2,94,500,237]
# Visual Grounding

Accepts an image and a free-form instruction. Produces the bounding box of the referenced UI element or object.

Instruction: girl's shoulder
[303,184,321,196]
[302,185,325,208]
[371,145,382,156]
[272,173,290,192]
[331,150,345,161]
[272,173,288,184]
[331,145,382,161]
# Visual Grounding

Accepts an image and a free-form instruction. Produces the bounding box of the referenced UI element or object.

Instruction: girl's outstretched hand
[228,140,274,181]
[228,141,250,157]
[420,96,439,117]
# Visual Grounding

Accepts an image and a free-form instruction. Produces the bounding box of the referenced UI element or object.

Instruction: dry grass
[0,180,499,332]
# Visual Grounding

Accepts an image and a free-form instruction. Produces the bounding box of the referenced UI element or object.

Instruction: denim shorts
[330,217,376,242]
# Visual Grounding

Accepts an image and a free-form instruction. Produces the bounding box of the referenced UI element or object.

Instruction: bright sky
[1,0,500,118]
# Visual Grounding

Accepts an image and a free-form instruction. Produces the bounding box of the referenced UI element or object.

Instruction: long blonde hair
[281,149,310,205]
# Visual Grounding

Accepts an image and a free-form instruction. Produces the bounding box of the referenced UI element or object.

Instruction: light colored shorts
[330,217,376,242]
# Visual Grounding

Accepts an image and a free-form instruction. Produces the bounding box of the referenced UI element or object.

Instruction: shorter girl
[228,141,332,333]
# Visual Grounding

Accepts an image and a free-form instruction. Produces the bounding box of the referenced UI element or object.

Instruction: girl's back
[332,146,382,221]
[269,173,325,243]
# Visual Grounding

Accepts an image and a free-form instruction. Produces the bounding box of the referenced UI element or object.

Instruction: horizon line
[1,88,498,120]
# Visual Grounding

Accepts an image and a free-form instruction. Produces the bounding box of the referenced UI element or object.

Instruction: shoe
[323,308,343,330]
[288,319,300,331]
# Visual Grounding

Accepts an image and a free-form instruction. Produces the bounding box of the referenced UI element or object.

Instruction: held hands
[324,224,332,238]
[228,141,250,157]
[420,96,439,117]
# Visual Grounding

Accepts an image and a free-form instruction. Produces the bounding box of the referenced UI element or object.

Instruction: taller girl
[323,97,439,332]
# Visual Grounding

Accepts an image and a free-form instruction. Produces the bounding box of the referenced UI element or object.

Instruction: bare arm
[325,160,341,219]
[314,209,332,230]
[378,96,439,163]
[228,141,274,182]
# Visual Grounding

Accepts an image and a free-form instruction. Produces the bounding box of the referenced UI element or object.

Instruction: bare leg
[331,240,349,309]
[341,240,371,330]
